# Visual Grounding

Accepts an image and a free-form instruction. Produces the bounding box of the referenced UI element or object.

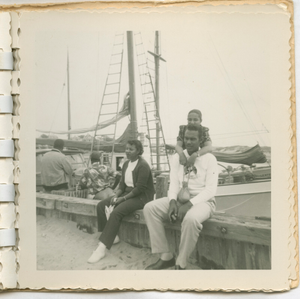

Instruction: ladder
[91,33,125,165]
[134,32,170,172]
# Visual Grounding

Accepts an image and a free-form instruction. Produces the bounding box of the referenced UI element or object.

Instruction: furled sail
[37,93,130,135]
[36,124,135,153]
[213,144,267,165]
[165,144,267,165]
[92,123,135,153]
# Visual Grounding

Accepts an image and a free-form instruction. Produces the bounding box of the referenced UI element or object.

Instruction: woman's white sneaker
[113,235,120,245]
[87,244,106,263]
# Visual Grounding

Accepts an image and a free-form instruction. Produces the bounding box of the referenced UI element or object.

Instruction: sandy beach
[37,215,200,270]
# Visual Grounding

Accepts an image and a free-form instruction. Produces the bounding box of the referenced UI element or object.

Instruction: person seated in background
[87,140,155,263]
[78,151,121,200]
[175,109,213,167]
[41,139,73,192]
[144,124,218,270]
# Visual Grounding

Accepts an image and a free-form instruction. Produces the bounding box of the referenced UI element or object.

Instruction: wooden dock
[36,175,271,269]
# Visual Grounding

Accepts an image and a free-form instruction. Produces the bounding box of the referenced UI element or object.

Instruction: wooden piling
[155,174,169,199]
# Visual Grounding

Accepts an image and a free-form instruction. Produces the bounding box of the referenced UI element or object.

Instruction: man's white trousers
[144,197,215,268]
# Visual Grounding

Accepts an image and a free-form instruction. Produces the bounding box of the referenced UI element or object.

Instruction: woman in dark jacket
[88,140,155,263]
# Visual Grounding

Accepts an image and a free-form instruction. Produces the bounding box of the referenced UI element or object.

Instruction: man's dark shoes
[145,258,175,270]
[175,265,185,270]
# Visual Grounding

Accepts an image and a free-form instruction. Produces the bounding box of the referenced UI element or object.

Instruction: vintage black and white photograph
[32,14,275,272]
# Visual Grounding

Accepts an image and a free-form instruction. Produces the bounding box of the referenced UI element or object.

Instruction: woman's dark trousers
[97,196,144,249]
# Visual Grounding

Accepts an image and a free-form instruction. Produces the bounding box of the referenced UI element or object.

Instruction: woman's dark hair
[185,123,203,141]
[127,140,144,155]
[188,109,202,123]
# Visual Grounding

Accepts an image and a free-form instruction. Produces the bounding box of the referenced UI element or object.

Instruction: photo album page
[0,0,297,292]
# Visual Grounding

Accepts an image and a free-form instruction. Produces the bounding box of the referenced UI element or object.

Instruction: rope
[213,131,269,140]
[218,195,255,212]
[239,62,268,146]
[207,33,258,137]
[211,129,268,137]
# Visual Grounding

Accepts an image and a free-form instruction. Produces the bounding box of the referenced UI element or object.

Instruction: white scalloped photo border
[0,11,19,290]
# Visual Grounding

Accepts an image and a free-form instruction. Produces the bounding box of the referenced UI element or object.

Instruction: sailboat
[37,31,170,172]
[36,31,272,270]
[36,31,271,217]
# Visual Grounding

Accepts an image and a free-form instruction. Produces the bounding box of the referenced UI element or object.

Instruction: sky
[33,10,277,148]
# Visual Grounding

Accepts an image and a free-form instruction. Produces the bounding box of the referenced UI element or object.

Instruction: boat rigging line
[217,195,256,213]
[134,31,170,171]
[207,33,263,143]
[212,129,269,137]
[238,61,270,146]
[90,32,125,162]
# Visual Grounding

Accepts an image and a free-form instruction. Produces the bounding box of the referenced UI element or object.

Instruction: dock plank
[36,192,271,269]
[55,196,98,217]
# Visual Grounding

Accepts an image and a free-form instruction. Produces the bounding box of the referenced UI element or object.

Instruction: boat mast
[147,32,167,171]
[127,31,138,139]
[154,31,161,170]
[67,48,71,140]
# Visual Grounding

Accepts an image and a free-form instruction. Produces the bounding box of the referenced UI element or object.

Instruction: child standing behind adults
[175,109,213,167]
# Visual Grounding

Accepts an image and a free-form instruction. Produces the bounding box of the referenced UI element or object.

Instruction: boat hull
[215,180,271,217]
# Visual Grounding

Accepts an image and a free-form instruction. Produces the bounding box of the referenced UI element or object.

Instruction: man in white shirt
[144,124,219,270]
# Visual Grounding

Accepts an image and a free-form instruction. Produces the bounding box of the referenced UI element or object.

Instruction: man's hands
[168,200,193,223]
[168,199,178,223]
[177,201,193,222]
